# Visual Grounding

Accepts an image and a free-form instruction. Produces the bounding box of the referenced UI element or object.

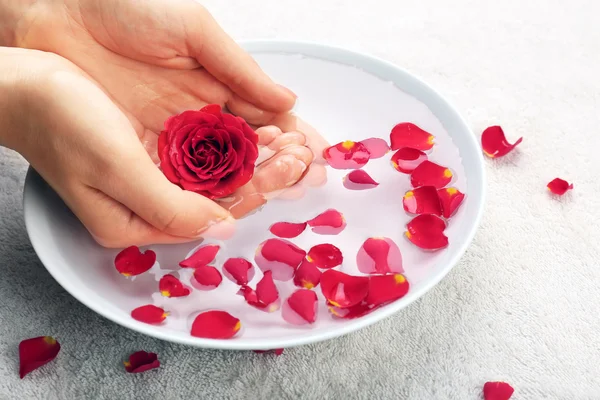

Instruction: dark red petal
[114,246,156,277]
[293,259,322,289]
[483,381,515,400]
[481,126,523,158]
[323,141,371,169]
[390,123,435,151]
[269,222,307,238]
[191,311,241,339]
[253,348,284,356]
[193,265,222,289]
[179,244,220,268]
[124,351,160,374]
[410,161,453,188]
[131,305,168,324]
[356,237,403,274]
[343,170,379,190]
[283,289,318,324]
[320,270,369,308]
[307,244,343,269]
[547,178,573,195]
[19,336,61,379]
[405,214,448,250]
[437,187,466,218]
[223,257,255,285]
[254,239,306,281]
[306,209,347,235]
[365,274,410,306]
[390,148,428,174]
[359,138,390,158]
[199,104,222,116]
[238,271,280,312]
[403,186,442,216]
[328,302,373,319]
[159,274,191,298]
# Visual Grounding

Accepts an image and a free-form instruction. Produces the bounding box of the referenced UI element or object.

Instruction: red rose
[158,105,259,199]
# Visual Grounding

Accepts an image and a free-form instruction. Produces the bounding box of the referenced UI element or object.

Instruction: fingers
[268,113,330,162]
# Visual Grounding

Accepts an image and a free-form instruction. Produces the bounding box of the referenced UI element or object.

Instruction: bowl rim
[23,39,486,350]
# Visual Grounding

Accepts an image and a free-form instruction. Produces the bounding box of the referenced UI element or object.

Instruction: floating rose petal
[114,246,156,277]
[307,244,343,269]
[223,257,255,286]
[356,237,403,274]
[391,148,428,174]
[343,170,379,190]
[410,160,453,188]
[547,178,573,195]
[320,270,369,308]
[191,311,241,339]
[159,274,191,297]
[254,349,284,356]
[131,305,168,324]
[293,259,322,289]
[238,271,280,312]
[390,123,435,151]
[179,244,220,268]
[255,239,306,281]
[307,209,347,235]
[19,336,61,379]
[483,381,515,400]
[405,214,448,250]
[481,126,522,158]
[193,265,222,290]
[282,289,318,325]
[403,186,442,216]
[269,222,307,238]
[124,351,160,374]
[366,274,410,306]
[323,140,371,169]
[328,303,372,319]
[437,187,465,218]
[359,138,390,158]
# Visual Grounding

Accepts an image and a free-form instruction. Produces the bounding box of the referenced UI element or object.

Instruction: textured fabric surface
[1,0,599,398]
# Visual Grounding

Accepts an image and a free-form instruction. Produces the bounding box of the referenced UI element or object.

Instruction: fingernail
[277,84,297,99]
[197,216,236,240]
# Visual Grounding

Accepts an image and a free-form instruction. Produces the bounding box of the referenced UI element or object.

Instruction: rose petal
[481,126,523,158]
[405,214,448,250]
[437,187,465,218]
[403,186,442,216]
[282,289,318,325]
[320,270,369,308]
[391,148,428,174]
[18,336,61,379]
[238,271,280,312]
[254,239,306,281]
[410,161,453,188]
[483,382,515,400]
[547,178,573,195]
[269,222,307,239]
[359,138,390,158]
[191,311,241,339]
[343,170,379,190]
[390,123,435,151]
[124,351,160,374]
[159,274,191,297]
[114,246,156,277]
[356,237,403,274]
[200,104,222,116]
[223,258,255,285]
[306,209,347,235]
[131,305,168,324]
[254,349,284,356]
[179,244,220,268]
[307,244,343,269]
[328,303,373,319]
[193,265,222,290]
[365,274,409,306]
[323,141,371,169]
[293,259,322,289]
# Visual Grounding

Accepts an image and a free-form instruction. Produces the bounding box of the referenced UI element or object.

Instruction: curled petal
[293,259,322,289]
[323,141,371,169]
[124,351,160,374]
[343,170,379,190]
[359,138,390,158]
[306,209,347,235]
[483,381,515,400]
[269,222,307,238]
[159,274,191,298]
[19,336,61,379]
[114,246,156,277]
[403,186,442,216]
[282,289,318,325]
[481,126,522,158]
[238,271,280,312]
[405,214,448,250]
[179,244,220,268]
[391,148,428,174]
[356,237,403,274]
[254,239,306,281]
[365,274,409,306]
[328,303,373,319]
[390,123,435,151]
[410,161,453,188]
[437,187,465,218]
[307,244,343,269]
[193,265,222,290]
[320,270,369,308]
[547,178,573,195]
[131,305,168,324]
[191,311,241,339]
[223,257,255,286]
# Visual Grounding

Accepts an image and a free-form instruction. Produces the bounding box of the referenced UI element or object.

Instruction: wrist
[0,0,40,47]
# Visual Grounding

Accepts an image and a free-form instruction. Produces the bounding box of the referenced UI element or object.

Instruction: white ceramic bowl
[23,40,485,350]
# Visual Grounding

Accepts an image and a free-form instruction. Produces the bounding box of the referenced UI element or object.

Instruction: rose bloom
[158,105,259,199]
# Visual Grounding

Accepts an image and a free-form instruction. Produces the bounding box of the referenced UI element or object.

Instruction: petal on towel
[410,161,453,188]
[19,336,61,379]
[179,244,220,268]
[269,221,307,238]
[307,244,343,269]
[403,186,442,216]
[320,270,369,308]
[343,170,380,190]
[323,140,371,169]
[481,126,522,158]
[483,381,515,400]
[390,123,435,151]
[191,311,241,339]
[254,349,284,356]
[391,148,428,174]
[124,351,160,374]
[547,178,573,195]
[114,246,156,276]
[131,305,168,324]
[306,209,347,235]
[293,259,322,289]
[223,257,255,286]
[437,187,465,218]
